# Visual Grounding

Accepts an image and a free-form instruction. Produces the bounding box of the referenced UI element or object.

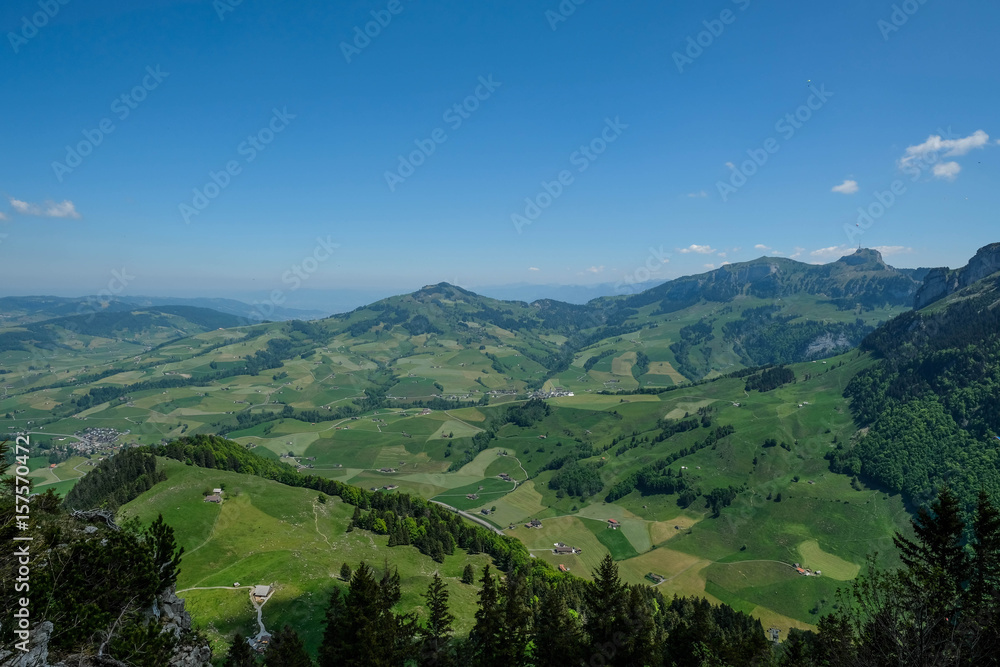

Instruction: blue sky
[1,0,998,299]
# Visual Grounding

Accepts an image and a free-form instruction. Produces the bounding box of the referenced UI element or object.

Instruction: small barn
[204,494,221,503]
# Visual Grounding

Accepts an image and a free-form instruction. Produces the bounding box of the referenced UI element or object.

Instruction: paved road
[430,500,504,536]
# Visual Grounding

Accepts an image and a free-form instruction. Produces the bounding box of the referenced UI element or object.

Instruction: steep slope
[913,241,1000,308]
[834,250,1000,509]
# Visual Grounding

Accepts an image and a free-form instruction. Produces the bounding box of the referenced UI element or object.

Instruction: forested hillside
[833,270,1000,510]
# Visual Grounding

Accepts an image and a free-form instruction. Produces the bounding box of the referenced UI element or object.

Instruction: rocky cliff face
[914,242,1000,309]
[0,588,211,667]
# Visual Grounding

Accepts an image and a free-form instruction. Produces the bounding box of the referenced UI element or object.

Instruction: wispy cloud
[790,247,805,259]
[528,267,540,271]
[686,190,708,198]
[809,245,853,262]
[725,162,735,170]
[0,212,8,221]
[9,198,81,219]
[703,263,715,269]
[585,265,604,274]
[678,244,716,254]
[873,245,913,256]
[831,179,859,194]
[899,130,991,179]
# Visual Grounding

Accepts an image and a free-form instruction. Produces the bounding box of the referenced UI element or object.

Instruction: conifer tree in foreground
[532,586,584,667]
[419,572,456,666]
[264,625,312,667]
[469,565,505,667]
[223,633,257,667]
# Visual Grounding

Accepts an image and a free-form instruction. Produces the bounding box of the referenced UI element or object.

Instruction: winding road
[430,500,505,535]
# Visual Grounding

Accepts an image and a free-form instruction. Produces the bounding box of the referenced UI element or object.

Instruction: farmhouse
[466,493,479,500]
[253,584,272,600]
[204,494,221,503]
[498,473,513,481]
[526,519,542,529]
[213,488,222,494]
[645,573,665,584]
[553,545,578,555]
[383,485,399,491]
[607,519,620,529]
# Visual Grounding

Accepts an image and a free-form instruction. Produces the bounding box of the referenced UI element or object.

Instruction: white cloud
[831,179,859,194]
[678,244,716,254]
[528,267,540,271]
[687,190,708,198]
[725,162,735,170]
[898,130,992,179]
[0,212,7,221]
[9,198,81,219]
[717,252,726,258]
[873,245,913,256]
[932,161,961,181]
[703,263,715,269]
[585,265,604,274]
[790,247,805,259]
[809,245,853,262]
[754,244,770,251]
[720,261,731,266]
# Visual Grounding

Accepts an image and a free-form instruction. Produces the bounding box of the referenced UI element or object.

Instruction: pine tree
[340,562,352,581]
[264,625,312,667]
[893,486,968,613]
[584,554,626,660]
[469,565,504,667]
[223,633,257,667]
[317,588,348,667]
[532,586,583,667]
[461,564,476,584]
[970,490,1000,607]
[498,569,531,665]
[144,513,183,593]
[419,573,455,666]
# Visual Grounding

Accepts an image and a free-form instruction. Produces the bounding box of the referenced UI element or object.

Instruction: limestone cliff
[914,242,1000,309]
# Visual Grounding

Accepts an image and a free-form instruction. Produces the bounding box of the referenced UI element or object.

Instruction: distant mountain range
[0,295,325,326]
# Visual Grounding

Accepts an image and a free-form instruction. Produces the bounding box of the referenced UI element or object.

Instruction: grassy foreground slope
[121,459,491,657]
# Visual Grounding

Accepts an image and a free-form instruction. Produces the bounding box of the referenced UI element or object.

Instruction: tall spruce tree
[419,573,455,667]
[263,625,312,667]
[532,586,584,667]
[584,554,627,661]
[223,633,257,667]
[498,569,531,665]
[469,565,504,667]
